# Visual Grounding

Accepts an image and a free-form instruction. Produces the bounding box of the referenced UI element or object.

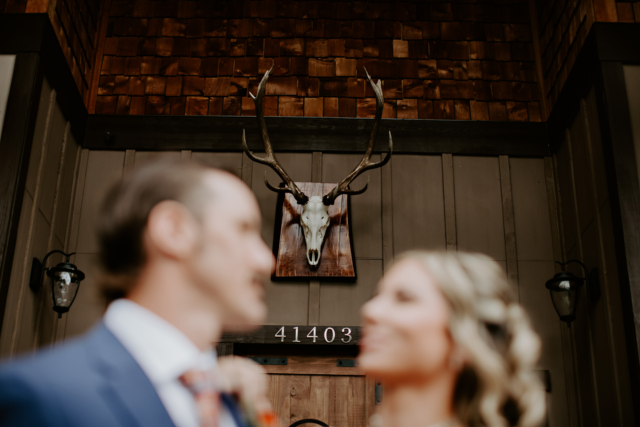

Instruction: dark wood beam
[0,14,88,144]
[85,114,550,157]
[547,23,640,150]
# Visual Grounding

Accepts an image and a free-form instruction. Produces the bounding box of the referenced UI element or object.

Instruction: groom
[0,159,275,426]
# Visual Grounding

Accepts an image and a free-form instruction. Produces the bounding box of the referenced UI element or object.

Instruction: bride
[359,251,546,427]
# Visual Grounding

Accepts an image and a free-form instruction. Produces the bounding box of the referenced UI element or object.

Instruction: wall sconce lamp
[545,260,600,326]
[29,250,85,318]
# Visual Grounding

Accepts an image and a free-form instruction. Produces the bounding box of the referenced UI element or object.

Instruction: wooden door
[261,356,375,427]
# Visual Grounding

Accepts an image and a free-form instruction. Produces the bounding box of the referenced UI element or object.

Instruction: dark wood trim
[547,26,601,148]
[544,23,640,416]
[84,115,550,156]
[232,343,359,358]
[595,61,640,418]
[87,0,112,114]
[547,23,640,150]
[0,53,44,334]
[0,14,88,144]
[595,23,640,63]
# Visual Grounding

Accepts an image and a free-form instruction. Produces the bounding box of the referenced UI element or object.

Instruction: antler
[242,66,309,205]
[322,68,393,206]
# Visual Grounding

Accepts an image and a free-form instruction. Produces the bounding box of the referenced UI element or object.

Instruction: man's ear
[146,200,199,260]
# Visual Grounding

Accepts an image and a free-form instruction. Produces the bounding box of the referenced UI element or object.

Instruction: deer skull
[300,196,331,266]
[242,66,392,267]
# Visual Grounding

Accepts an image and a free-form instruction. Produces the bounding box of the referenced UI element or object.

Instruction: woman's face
[359,259,455,384]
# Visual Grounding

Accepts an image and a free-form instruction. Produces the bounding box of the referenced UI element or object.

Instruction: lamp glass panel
[52,271,79,309]
[549,284,578,320]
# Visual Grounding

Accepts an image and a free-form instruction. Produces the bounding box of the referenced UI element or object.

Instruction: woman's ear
[146,200,199,260]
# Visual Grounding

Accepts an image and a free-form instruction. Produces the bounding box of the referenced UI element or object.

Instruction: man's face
[187,171,274,331]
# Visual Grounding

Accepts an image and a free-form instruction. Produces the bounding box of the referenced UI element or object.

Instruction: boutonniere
[216,356,284,427]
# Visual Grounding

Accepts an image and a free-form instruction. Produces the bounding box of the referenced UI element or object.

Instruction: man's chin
[222,309,267,332]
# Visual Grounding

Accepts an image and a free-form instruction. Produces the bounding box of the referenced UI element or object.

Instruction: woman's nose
[361,295,382,325]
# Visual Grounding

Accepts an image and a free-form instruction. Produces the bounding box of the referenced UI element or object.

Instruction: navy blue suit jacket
[0,323,248,427]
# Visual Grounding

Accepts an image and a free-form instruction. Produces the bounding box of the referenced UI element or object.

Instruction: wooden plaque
[273,182,356,279]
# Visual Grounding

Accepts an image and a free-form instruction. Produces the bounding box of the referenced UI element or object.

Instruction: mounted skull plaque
[243,67,392,279]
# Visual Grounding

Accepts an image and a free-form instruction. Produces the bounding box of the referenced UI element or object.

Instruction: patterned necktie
[179,369,220,427]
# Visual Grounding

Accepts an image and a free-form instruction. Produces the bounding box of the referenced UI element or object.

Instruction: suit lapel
[84,324,175,427]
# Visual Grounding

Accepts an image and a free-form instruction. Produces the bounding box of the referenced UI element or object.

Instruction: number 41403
[275,326,353,343]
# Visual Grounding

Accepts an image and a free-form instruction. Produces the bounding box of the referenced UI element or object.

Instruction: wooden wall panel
[0,77,55,357]
[550,83,640,425]
[518,261,570,427]
[268,373,366,427]
[309,376,331,422]
[512,156,576,426]
[268,375,293,424]
[24,79,54,198]
[289,376,312,424]
[583,88,608,208]
[252,153,312,326]
[37,122,80,348]
[329,376,366,427]
[38,104,67,225]
[555,90,638,426]
[74,151,125,254]
[64,253,105,338]
[568,112,596,233]
[191,152,243,178]
[391,155,445,255]
[133,150,181,166]
[510,158,554,261]
[53,132,81,246]
[453,156,506,261]
[555,140,578,253]
[13,211,51,353]
[7,147,581,427]
[581,220,620,425]
[0,194,33,357]
[319,259,382,326]
[0,74,83,355]
[565,241,600,427]
[499,156,519,289]
[322,154,382,260]
[599,200,635,422]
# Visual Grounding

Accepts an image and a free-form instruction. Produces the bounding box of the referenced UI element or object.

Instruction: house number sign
[274,326,354,343]
[220,325,360,345]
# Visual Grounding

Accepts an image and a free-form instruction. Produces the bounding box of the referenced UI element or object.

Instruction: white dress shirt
[104,299,237,427]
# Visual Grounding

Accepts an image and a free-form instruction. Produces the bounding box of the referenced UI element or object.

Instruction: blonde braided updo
[398,251,546,427]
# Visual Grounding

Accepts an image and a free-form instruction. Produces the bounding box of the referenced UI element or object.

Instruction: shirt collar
[104,299,217,385]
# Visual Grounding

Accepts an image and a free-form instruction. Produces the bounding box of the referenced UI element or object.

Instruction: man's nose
[255,239,275,275]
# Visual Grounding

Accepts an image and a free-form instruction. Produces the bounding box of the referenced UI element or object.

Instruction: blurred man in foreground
[0,159,276,427]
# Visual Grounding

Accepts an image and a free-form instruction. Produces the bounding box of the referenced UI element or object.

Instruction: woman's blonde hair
[398,250,546,427]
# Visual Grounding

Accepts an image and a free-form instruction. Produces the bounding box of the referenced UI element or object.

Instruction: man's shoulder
[0,326,100,385]
[0,325,113,427]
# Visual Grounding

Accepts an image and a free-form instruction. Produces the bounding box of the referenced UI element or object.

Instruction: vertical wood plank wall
[0,77,82,357]
[0,80,589,426]
[551,86,636,427]
[22,147,573,426]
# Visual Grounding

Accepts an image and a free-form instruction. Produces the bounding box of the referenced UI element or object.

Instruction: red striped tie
[179,369,220,427]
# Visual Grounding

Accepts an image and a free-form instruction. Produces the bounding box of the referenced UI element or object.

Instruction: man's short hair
[97,158,216,302]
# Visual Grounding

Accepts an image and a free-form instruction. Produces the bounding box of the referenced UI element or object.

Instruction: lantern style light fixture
[29,250,85,318]
[545,260,600,326]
